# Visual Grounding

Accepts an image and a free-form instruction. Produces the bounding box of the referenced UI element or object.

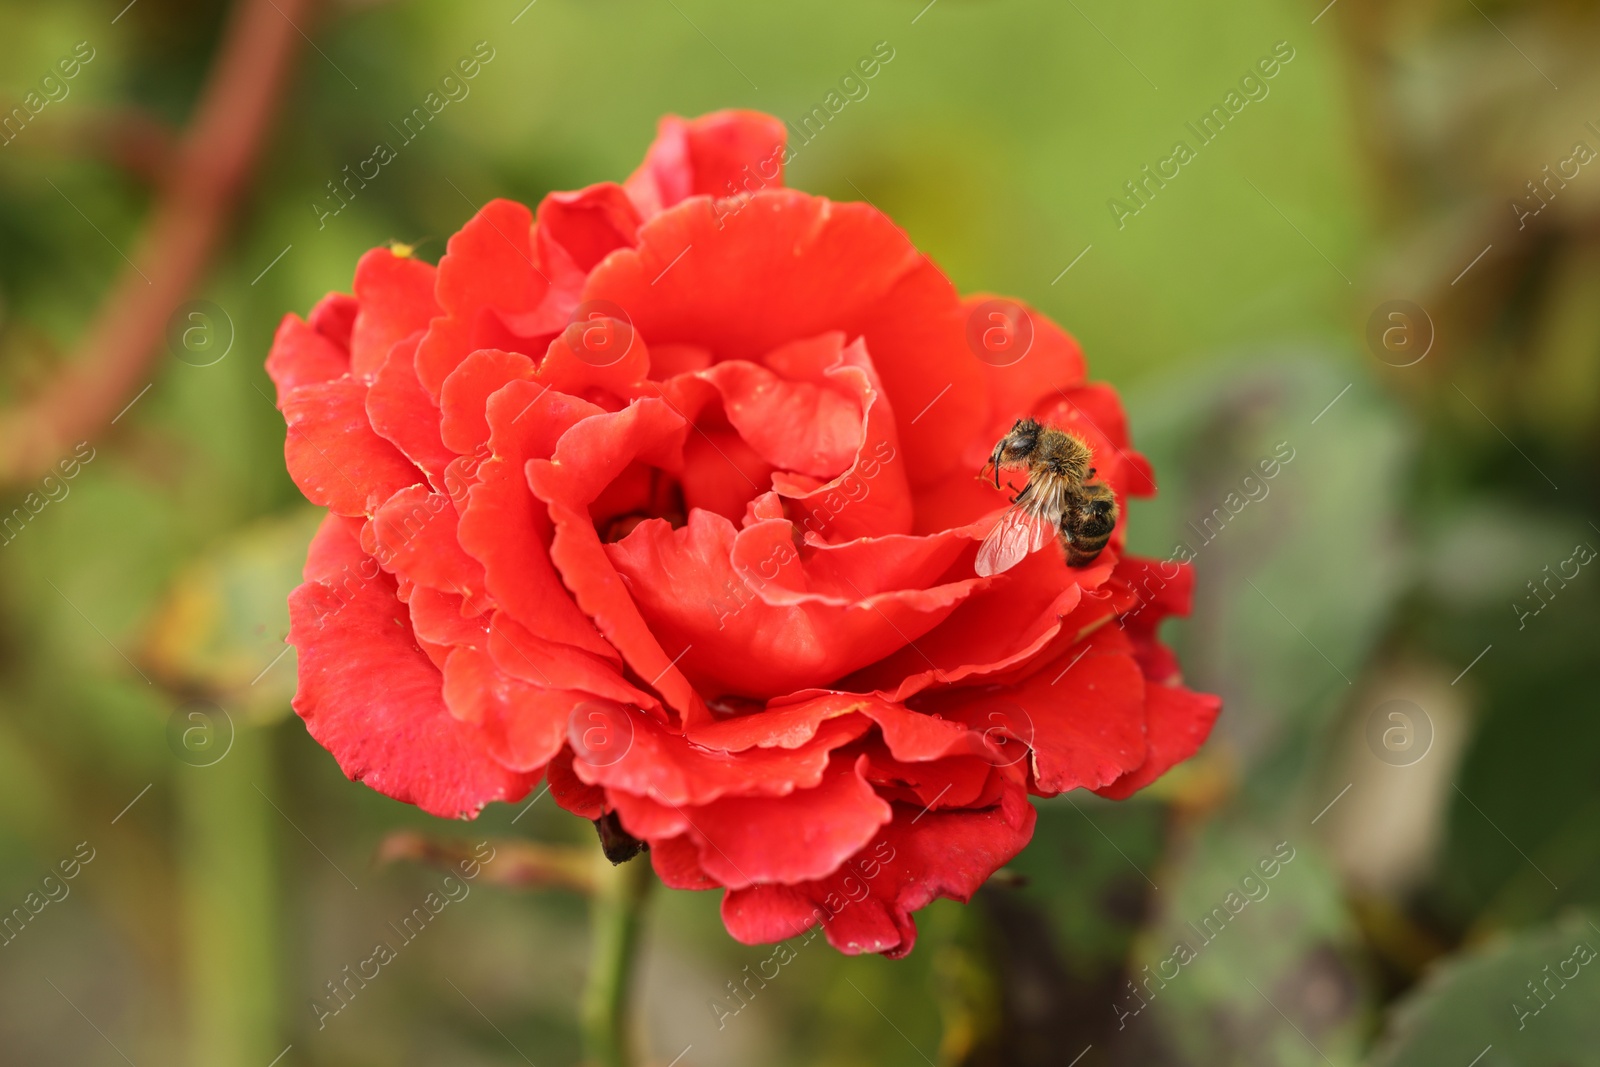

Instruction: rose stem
[580,851,654,1067]
[179,726,281,1065]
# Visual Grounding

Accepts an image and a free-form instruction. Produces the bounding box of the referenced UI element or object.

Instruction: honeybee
[976,417,1118,576]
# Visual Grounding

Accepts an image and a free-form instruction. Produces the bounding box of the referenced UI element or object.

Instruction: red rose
[269,110,1219,957]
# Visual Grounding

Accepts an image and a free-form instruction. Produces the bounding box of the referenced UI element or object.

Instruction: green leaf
[1371,914,1600,1067]
[1129,820,1367,1067]
[143,506,323,719]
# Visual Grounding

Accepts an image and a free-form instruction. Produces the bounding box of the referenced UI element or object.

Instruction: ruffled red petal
[962,293,1088,425]
[365,336,458,492]
[280,378,423,517]
[573,708,868,806]
[416,199,557,398]
[763,336,913,541]
[287,515,536,818]
[439,349,536,455]
[362,485,486,603]
[840,531,1084,701]
[308,292,358,347]
[923,623,1148,795]
[1095,681,1221,800]
[456,381,619,661]
[485,612,651,708]
[537,182,641,273]
[525,399,711,720]
[440,644,574,773]
[605,509,978,699]
[694,339,864,480]
[720,780,1035,958]
[624,110,788,217]
[613,753,892,888]
[349,248,440,379]
[266,314,350,401]
[537,318,653,403]
[583,190,987,486]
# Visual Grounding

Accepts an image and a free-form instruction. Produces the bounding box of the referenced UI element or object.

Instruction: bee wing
[975,504,1058,577]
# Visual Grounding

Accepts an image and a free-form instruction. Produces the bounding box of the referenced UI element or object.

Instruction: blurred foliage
[1,1,1597,1066]
[1369,913,1600,1067]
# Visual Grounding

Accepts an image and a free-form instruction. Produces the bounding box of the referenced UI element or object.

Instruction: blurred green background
[2,0,1597,1064]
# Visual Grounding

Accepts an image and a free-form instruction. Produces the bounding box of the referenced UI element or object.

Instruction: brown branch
[78,108,182,185]
[377,831,597,895]
[1,106,179,184]
[0,0,313,483]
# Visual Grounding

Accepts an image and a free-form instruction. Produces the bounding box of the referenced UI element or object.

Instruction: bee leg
[987,442,1006,488]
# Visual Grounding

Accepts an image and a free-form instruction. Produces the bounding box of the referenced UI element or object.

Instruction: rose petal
[362,485,486,603]
[526,399,710,719]
[309,292,358,347]
[366,336,458,491]
[416,198,554,398]
[1095,681,1221,801]
[605,509,980,699]
[573,707,869,806]
[614,754,892,888]
[624,110,787,217]
[441,645,575,773]
[651,834,719,890]
[697,339,864,478]
[281,378,423,517]
[536,182,641,273]
[485,611,653,708]
[923,623,1148,795]
[720,781,1035,957]
[765,337,913,541]
[407,586,489,655]
[684,695,988,767]
[287,515,536,818]
[439,349,536,456]
[583,190,987,486]
[962,293,1088,425]
[267,314,351,402]
[677,429,776,524]
[350,248,440,379]
[876,750,1002,815]
[841,537,1084,701]
[537,318,653,403]
[457,381,618,662]
[546,748,606,819]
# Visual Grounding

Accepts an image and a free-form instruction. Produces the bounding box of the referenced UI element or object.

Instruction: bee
[976,417,1118,576]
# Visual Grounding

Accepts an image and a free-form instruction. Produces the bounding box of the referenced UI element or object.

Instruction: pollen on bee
[389,240,415,258]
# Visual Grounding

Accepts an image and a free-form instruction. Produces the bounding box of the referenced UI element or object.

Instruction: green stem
[179,725,279,1067]
[581,853,654,1067]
